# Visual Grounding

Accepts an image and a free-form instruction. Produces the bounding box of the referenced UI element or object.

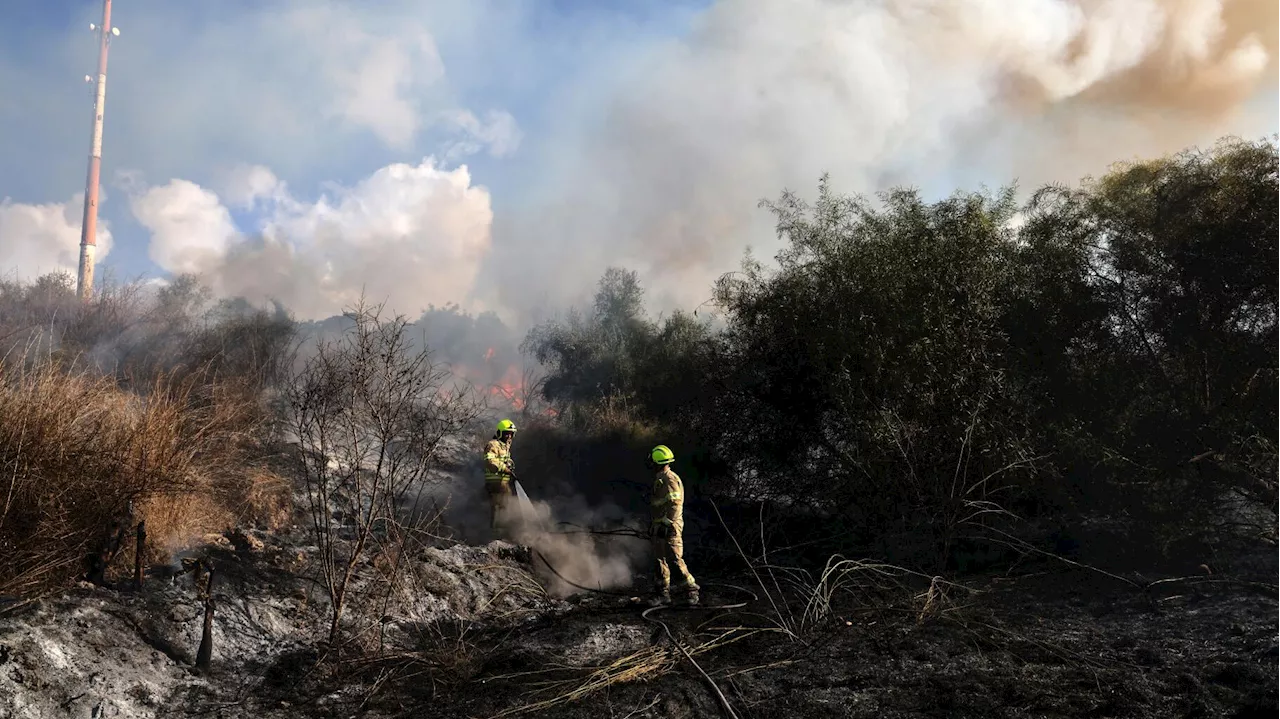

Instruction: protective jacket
[651,465,684,531]
[484,438,514,484]
[483,437,515,535]
[650,465,696,591]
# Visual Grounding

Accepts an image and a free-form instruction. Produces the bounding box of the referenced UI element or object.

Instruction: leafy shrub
[525,137,1279,569]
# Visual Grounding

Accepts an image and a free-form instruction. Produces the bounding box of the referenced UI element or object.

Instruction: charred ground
[5,535,1271,719]
[2,137,1277,718]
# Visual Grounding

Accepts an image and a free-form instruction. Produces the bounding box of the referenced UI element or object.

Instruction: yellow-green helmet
[496,419,517,434]
[650,445,675,465]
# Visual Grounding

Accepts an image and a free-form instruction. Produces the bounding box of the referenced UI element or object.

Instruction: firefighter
[648,445,699,606]
[483,419,518,537]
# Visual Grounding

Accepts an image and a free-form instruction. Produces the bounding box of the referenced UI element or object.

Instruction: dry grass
[235,468,294,530]
[0,352,284,597]
[708,501,977,643]
[0,274,295,599]
[486,627,758,718]
[133,493,235,562]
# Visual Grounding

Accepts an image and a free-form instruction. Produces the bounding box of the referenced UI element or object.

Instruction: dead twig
[486,628,755,718]
[1144,576,1278,594]
[714,658,797,679]
[643,605,741,719]
[617,695,661,719]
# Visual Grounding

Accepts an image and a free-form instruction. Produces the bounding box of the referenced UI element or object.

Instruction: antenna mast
[77,0,119,301]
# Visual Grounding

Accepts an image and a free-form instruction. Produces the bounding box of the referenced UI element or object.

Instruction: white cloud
[130,180,238,275]
[129,157,493,321]
[3,0,521,313]
[0,195,113,283]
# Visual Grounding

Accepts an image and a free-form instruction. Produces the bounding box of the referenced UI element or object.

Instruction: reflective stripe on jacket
[651,466,684,529]
[483,438,513,482]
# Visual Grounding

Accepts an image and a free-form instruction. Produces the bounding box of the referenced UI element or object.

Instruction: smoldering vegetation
[0,263,635,611]
[502,498,644,597]
[1,136,1276,719]
[0,273,297,598]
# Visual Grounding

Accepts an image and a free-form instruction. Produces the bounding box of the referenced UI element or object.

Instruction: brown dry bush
[0,272,295,402]
[0,354,284,598]
[286,298,484,647]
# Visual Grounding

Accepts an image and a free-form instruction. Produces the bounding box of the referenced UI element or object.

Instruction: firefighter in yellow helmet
[483,419,518,537]
[648,445,699,606]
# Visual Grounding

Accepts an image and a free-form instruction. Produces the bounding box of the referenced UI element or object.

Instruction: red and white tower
[76,0,119,301]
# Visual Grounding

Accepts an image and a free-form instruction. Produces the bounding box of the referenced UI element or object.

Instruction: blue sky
[1,0,1275,321]
[0,0,710,285]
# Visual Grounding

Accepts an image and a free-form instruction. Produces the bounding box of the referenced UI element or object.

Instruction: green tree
[1016,138,1278,544]
[708,178,1037,563]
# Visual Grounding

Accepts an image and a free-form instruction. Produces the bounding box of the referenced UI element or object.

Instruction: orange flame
[449,359,557,418]
[487,364,525,410]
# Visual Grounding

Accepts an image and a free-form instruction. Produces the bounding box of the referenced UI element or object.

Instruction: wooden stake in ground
[133,521,146,591]
[86,516,129,586]
[191,557,205,589]
[196,565,216,669]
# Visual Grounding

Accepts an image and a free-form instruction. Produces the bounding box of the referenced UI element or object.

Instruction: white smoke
[0,195,114,283]
[219,165,288,210]
[439,110,524,160]
[306,11,445,149]
[482,0,1278,317]
[128,158,493,321]
[11,0,1269,321]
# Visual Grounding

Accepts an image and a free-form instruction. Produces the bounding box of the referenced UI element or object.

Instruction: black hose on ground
[550,522,649,540]
[531,548,636,598]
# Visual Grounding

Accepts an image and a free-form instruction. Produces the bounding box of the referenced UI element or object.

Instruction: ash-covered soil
[0,526,565,719]
[2,528,1274,719]
[344,568,1277,719]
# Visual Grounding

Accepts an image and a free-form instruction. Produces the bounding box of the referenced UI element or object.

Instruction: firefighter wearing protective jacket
[483,419,518,537]
[648,445,699,606]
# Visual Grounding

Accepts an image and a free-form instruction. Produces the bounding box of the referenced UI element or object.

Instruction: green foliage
[719,179,1032,526]
[526,137,1278,568]
[523,268,718,432]
[1013,138,1278,541]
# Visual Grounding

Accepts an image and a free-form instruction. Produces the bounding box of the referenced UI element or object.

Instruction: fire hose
[510,473,751,718]
[536,522,758,607]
